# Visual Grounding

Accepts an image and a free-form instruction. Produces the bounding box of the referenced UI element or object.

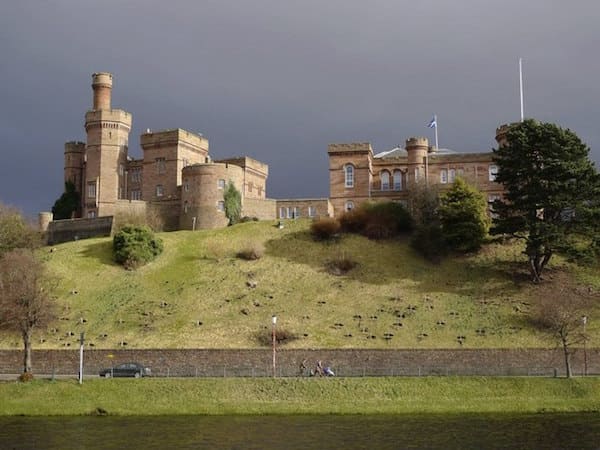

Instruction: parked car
[99,362,151,378]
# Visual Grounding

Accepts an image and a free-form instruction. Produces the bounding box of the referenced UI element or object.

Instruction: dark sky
[2,0,599,217]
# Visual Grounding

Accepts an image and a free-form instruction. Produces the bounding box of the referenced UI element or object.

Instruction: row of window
[343,164,499,189]
[183,201,225,213]
[278,206,317,219]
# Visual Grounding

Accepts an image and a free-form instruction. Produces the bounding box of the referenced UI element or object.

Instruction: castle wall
[275,198,333,219]
[217,157,269,200]
[46,217,113,245]
[242,198,276,220]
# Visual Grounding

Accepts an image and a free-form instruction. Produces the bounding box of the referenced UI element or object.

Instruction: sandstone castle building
[45,72,505,240]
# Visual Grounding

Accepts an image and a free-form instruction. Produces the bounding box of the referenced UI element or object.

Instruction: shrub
[18,372,34,382]
[325,252,358,275]
[339,202,412,239]
[113,226,163,270]
[224,181,242,225]
[239,216,259,223]
[255,327,298,346]
[51,181,80,220]
[236,241,265,260]
[410,223,447,263]
[310,218,341,240]
[339,207,369,233]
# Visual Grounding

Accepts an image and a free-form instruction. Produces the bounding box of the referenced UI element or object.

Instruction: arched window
[345,200,355,212]
[380,171,390,191]
[393,170,402,191]
[344,164,354,188]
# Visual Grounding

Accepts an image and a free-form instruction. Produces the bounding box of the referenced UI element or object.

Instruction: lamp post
[582,315,588,376]
[272,315,277,377]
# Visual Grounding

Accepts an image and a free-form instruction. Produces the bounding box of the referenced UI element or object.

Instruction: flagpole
[434,114,439,150]
[519,58,524,122]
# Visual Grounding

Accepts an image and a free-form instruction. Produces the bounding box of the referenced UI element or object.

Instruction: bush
[224,181,242,225]
[239,216,259,223]
[255,327,298,346]
[339,202,412,239]
[18,372,34,382]
[113,226,163,270]
[236,241,265,260]
[310,218,341,240]
[325,252,358,275]
[410,223,447,263]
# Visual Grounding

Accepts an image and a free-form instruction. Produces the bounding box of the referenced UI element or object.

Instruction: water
[0,413,599,449]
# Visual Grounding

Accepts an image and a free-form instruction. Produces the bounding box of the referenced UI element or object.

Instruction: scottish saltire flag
[427,115,437,128]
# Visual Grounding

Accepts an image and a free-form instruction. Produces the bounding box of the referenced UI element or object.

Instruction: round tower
[38,212,53,233]
[92,72,113,110]
[64,141,85,191]
[495,124,512,148]
[405,137,429,164]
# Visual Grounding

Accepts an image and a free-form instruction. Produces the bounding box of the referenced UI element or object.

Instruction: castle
[44,72,505,240]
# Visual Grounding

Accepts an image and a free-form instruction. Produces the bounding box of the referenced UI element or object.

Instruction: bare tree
[0,249,55,379]
[531,284,594,378]
[0,201,41,256]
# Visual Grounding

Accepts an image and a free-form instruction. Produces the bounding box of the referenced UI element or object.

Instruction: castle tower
[63,141,86,217]
[405,137,429,187]
[83,72,132,218]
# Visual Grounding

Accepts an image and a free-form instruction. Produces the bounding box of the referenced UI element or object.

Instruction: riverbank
[1,377,599,416]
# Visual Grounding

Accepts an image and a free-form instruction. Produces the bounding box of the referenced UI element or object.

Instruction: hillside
[1,219,598,349]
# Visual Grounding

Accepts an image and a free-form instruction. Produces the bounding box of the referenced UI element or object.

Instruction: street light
[582,315,588,376]
[272,315,277,377]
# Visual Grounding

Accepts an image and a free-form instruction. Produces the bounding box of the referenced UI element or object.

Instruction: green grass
[0,377,599,416]
[1,219,598,350]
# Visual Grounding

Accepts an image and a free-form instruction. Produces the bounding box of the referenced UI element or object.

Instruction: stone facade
[328,137,505,217]
[275,198,333,219]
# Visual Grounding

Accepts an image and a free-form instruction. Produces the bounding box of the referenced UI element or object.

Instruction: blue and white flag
[427,115,437,128]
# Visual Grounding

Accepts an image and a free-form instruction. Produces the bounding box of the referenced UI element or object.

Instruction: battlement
[85,109,132,130]
[140,128,208,151]
[327,142,373,154]
[405,137,429,149]
[215,156,269,177]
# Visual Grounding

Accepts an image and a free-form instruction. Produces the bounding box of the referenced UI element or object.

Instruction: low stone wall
[243,198,276,220]
[0,348,597,377]
[46,217,113,245]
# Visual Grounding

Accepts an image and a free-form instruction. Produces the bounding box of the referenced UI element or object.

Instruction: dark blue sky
[2,0,599,217]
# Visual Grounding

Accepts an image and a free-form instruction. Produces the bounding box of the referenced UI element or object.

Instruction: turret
[92,72,113,110]
[405,137,429,164]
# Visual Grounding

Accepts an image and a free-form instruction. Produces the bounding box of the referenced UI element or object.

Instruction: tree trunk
[562,337,572,379]
[22,328,33,374]
[529,257,542,283]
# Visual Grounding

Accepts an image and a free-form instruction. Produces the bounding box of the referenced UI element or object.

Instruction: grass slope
[1,377,599,416]
[1,219,598,349]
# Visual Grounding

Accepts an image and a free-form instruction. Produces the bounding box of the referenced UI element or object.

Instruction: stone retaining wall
[1,348,597,377]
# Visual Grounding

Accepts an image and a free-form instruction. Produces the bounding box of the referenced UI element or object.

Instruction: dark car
[99,362,151,378]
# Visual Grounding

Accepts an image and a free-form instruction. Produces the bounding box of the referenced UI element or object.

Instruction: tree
[409,183,447,262]
[0,202,41,256]
[51,181,80,220]
[223,181,242,225]
[0,249,55,379]
[492,119,600,282]
[530,284,594,378]
[438,178,490,253]
[113,225,163,270]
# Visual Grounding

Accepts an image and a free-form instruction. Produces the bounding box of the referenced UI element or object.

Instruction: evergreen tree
[491,119,600,282]
[51,181,80,220]
[439,178,490,253]
[223,181,242,225]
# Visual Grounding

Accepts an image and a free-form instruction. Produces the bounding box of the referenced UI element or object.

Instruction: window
[87,210,96,219]
[489,165,498,181]
[440,169,448,184]
[87,182,96,198]
[286,207,292,219]
[131,189,142,200]
[293,207,300,218]
[344,164,354,188]
[279,207,286,219]
[119,164,125,176]
[393,170,402,191]
[184,180,189,192]
[308,206,316,218]
[131,167,141,183]
[217,201,225,212]
[155,185,164,197]
[218,179,226,189]
[448,169,456,183]
[345,200,355,212]
[156,157,166,174]
[183,201,189,214]
[380,171,390,191]
[248,182,253,193]
[415,167,420,182]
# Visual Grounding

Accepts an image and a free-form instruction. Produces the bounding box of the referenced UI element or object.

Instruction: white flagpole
[434,114,439,150]
[519,58,524,122]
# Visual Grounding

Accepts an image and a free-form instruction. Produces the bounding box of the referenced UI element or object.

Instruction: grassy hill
[1,219,598,350]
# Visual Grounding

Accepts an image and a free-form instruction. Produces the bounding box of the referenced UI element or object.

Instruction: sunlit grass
[1,219,598,350]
